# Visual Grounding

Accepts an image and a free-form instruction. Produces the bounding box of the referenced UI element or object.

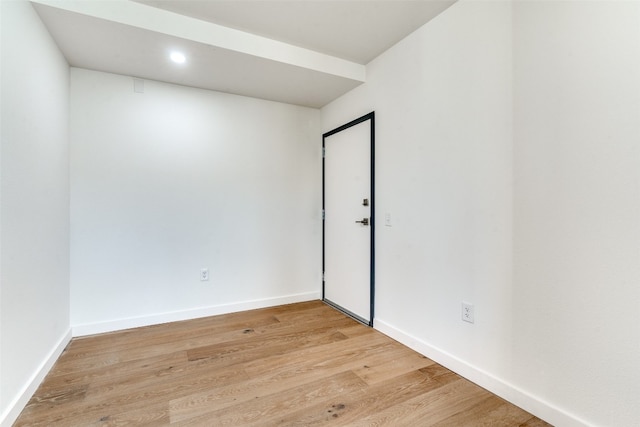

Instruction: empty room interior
[1,0,639,426]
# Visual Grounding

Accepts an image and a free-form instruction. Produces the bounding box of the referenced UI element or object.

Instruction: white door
[323,112,374,325]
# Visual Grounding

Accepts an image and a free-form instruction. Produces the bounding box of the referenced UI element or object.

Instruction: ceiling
[32,0,456,108]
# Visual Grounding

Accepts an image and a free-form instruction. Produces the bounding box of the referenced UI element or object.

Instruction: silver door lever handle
[355,218,369,226]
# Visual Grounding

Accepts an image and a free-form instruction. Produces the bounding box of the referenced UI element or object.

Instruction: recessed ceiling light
[170,51,186,64]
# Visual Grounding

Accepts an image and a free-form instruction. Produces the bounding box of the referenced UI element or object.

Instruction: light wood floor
[14,301,552,426]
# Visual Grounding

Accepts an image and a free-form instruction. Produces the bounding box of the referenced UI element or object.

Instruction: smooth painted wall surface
[323,0,639,426]
[512,2,640,426]
[0,0,70,421]
[375,0,514,375]
[70,69,321,329]
[323,0,514,380]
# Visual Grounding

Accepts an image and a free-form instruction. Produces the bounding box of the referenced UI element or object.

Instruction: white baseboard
[374,318,593,427]
[1,292,319,426]
[10,298,587,427]
[0,329,72,427]
[72,291,321,337]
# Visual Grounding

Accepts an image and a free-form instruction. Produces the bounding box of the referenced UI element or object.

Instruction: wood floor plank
[185,317,353,363]
[83,403,171,427]
[520,415,556,427]
[432,395,538,427]
[272,369,448,426]
[174,371,368,426]
[168,334,408,423]
[50,315,283,376]
[60,309,281,354]
[13,301,552,427]
[37,351,189,394]
[351,350,435,385]
[239,329,399,377]
[352,377,490,426]
[419,362,462,385]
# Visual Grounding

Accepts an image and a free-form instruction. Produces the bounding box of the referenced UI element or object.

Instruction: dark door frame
[322,111,375,326]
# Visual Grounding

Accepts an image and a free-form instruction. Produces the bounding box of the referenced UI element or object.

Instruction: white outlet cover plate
[462,302,474,323]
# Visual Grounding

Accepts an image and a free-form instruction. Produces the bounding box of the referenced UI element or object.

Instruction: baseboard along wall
[71,291,321,337]
[0,329,72,427]
[1,291,320,427]
[374,318,594,427]
[4,294,595,427]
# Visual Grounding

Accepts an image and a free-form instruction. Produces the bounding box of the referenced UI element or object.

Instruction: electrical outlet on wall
[462,302,474,323]
[200,268,209,281]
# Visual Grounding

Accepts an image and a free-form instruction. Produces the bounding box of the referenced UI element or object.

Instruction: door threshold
[323,299,372,327]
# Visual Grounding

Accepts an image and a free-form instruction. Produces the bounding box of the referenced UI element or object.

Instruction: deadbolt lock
[362,198,369,206]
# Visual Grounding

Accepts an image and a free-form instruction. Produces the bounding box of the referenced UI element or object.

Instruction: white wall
[70,69,321,333]
[0,1,71,425]
[323,0,516,414]
[512,1,640,426]
[323,0,640,426]
[3,1,638,425]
